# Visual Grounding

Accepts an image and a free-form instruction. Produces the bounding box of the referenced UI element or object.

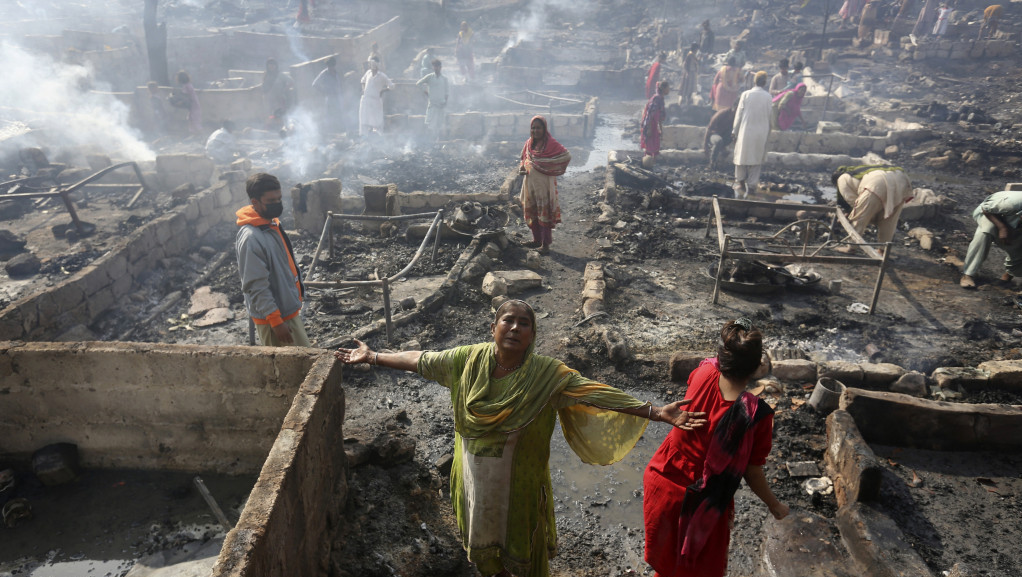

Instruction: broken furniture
[705,196,891,314]
[303,210,444,343]
[0,161,149,237]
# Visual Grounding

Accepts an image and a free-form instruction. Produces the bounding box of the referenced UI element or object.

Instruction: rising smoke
[506,0,595,48]
[0,41,155,163]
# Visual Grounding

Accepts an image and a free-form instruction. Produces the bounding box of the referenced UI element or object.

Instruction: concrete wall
[840,388,1022,452]
[0,171,248,341]
[212,355,346,577]
[222,16,402,74]
[384,110,590,143]
[659,124,902,155]
[901,38,1015,60]
[0,341,322,473]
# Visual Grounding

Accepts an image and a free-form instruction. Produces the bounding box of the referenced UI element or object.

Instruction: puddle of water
[570,113,634,174]
[0,469,252,576]
[819,185,837,202]
[19,559,131,577]
[547,388,666,534]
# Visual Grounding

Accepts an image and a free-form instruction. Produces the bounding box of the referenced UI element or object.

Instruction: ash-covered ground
[4,0,1022,576]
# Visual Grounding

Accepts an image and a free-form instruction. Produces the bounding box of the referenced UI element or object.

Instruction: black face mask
[261,202,283,219]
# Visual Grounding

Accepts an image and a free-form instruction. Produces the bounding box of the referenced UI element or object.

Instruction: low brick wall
[0,341,322,473]
[0,173,248,341]
[659,125,930,156]
[840,388,1022,452]
[901,38,1015,60]
[384,110,590,144]
[211,354,346,577]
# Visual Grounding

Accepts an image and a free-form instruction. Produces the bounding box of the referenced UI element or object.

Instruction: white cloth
[359,71,394,136]
[204,128,237,164]
[933,7,950,35]
[732,86,772,166]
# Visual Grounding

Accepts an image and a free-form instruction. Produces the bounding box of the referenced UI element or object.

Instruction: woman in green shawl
[335,299,707,577]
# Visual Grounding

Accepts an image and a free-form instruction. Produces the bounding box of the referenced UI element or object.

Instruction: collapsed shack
[3,0,1022,575]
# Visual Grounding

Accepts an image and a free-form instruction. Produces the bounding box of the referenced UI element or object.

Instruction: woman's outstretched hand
[658,399,708,431]
[769,501,790,520]
[335,338,372,364]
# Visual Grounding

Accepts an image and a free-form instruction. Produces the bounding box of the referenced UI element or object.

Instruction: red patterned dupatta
[676,388,773,566]
[521,116,571,176]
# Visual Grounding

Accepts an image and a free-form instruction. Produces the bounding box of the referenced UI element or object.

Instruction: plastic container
[808,377,845,414]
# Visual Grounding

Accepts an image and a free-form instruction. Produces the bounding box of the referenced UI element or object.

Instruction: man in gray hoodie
[236,173,309,346]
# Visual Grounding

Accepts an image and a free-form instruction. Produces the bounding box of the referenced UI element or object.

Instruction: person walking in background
[678,44,700,105]
[641,81,670,166]
[932,3,951,36]
[456,21,475,83]
[768,58,790,96]
[646,52,666,100]
[236,173,309,347]
[519,116,571,254]
[335,299,706,577]
[731,71,772,198]
[771,83,808,131]
[365,41,385,73]
[312,56,343,132]
[711,56,740,112]
[643,319,788,577]
[359,57,394,137]
[699,20,715,64]
[416,59,450,142]
[261,58,294,125]
[176,70,202,136]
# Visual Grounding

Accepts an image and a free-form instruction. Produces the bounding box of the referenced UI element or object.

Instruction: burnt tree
[144,0,169,85]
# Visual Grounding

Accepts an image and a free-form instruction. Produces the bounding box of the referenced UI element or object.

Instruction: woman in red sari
[646,52,666,100]
[643,319,789,577]
[641,81,670,162]
[519,116,571,254]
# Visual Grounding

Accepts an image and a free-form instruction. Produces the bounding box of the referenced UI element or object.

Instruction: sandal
[538,245,551,254]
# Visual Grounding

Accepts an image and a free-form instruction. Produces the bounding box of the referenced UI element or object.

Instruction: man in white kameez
[416,59,450,142]
[731,71,772,198]
[359,57,394,137]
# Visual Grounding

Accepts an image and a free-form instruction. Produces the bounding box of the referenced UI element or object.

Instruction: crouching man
[833,165,913,254]
[960,189,1022,289]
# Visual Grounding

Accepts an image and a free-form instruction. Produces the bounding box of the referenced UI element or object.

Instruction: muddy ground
[4,0,1022,575]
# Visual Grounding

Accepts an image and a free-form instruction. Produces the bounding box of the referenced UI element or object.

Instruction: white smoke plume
[0,40,154,163]
[506,0,595,48]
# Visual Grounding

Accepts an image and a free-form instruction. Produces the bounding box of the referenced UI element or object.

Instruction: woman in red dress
[643,319,789,577]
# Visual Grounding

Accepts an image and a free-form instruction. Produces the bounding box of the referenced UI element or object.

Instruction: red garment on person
[643,362,774,577]
[646,62,661,100]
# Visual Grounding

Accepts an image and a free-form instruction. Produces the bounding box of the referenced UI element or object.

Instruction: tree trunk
[891,0,916,32]
[912,0,937,37]
[144,0,169,85]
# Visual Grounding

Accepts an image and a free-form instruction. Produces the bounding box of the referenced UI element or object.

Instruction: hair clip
[735,317,753,331]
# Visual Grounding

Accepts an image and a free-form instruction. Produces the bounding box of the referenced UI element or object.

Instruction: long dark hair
[717,319,763,379]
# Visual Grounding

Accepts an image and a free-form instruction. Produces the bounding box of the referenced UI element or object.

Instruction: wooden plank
[713,196,726,253]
